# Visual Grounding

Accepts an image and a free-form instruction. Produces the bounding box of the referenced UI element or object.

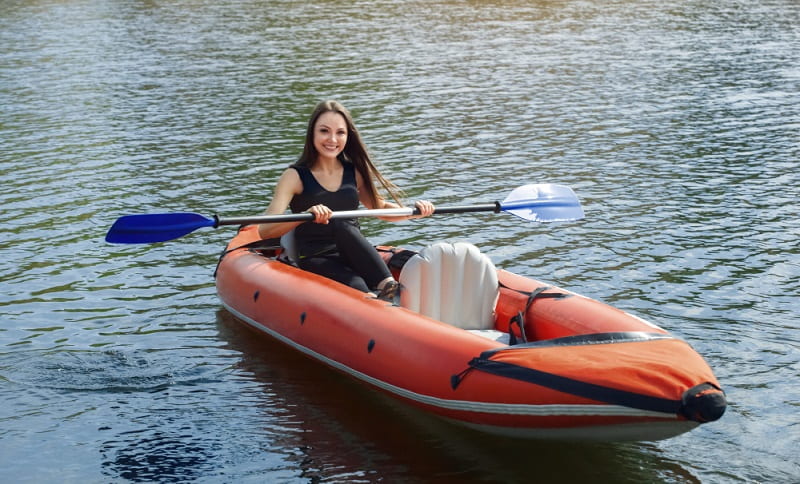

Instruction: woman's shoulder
[278,166,303,186]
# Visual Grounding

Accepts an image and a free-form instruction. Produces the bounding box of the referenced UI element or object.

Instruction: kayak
[215,225,725,441]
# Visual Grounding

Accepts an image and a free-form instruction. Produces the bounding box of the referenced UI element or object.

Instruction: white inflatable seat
[279,229,298,264]
[399,242,499,330]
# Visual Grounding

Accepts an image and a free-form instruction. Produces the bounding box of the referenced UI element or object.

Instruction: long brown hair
[295,100,404,208]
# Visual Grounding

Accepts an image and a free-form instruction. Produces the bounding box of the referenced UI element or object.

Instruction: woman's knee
[331,219,362,238]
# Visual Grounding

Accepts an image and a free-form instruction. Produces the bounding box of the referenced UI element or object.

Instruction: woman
[257,100,435,299]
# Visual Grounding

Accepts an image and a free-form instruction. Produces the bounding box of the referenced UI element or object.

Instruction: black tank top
[289,161,360,257]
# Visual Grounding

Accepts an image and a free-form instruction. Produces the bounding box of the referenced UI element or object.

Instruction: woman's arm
[257,168,306,239]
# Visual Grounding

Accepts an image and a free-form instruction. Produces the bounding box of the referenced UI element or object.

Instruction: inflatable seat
[399,242,499,330]
[279,229,298,265]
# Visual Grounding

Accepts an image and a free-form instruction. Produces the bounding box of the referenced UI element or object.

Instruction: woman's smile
[314,111,348,159]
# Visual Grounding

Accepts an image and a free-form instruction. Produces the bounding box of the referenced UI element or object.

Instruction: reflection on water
[1,0,799,482]
[102,431,214,482]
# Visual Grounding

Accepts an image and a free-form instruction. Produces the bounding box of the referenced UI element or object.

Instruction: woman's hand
[307,204,333,224]
[413,200,435,219]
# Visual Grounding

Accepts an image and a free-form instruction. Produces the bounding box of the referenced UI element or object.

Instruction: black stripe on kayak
[466,358,681,415]
[454,332,683,415]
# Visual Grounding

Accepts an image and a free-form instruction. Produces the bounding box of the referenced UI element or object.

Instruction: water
[1,0,798,481]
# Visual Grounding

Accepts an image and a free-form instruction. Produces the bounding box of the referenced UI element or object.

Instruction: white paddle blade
[501,184,584,222]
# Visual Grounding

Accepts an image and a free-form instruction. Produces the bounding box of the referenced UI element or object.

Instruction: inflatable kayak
[215,225,725,441]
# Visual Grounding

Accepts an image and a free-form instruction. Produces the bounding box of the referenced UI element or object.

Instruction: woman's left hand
[413,200,435,218]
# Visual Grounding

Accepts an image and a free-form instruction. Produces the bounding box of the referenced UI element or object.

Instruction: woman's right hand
[307,204,333,224]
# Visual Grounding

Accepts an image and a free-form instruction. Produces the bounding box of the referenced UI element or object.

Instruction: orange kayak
[215,226,725,441]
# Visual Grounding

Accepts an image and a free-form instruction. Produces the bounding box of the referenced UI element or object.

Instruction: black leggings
[297,219,392,293]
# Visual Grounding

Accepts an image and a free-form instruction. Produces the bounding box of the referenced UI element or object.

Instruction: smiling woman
[255,100,435,297]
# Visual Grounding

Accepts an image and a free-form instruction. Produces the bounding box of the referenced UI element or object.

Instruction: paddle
[105,183,583,244]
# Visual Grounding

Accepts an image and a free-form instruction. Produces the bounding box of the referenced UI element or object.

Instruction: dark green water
[2,0,798,482]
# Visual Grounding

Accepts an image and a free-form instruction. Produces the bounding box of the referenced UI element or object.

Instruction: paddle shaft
[214,203,501,227]
[105,184,582,244]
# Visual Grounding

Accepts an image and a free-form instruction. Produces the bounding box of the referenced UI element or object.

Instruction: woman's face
[313,111,348,161]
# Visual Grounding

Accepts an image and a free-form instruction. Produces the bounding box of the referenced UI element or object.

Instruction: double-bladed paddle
[105,183,583,244]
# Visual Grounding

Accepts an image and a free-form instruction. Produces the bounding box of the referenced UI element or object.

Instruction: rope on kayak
[502,284,569,344]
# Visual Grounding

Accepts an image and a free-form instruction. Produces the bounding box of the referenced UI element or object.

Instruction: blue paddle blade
[499,184,584,222]
[105,213,216,244]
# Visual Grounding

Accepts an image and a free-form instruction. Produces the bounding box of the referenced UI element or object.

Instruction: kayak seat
[278,229,298,265]
[399,242,499,330]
